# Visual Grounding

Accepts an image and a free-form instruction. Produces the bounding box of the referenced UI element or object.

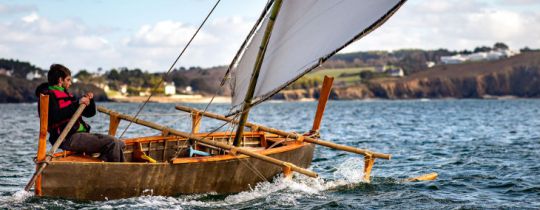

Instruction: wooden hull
[40,138,314,200]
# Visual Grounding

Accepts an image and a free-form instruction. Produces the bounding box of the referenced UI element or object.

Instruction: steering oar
[24,103,87,191]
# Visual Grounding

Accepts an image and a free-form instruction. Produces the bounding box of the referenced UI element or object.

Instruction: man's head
[48,64,72,89]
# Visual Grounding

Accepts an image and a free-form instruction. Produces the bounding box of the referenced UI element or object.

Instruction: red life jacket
[47,89,90,139]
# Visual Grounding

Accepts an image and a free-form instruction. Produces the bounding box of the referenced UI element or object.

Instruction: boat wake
[0,190,33,207]
[102,158,367,208]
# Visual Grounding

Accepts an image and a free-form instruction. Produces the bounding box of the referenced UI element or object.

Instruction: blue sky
[1,0,539,72]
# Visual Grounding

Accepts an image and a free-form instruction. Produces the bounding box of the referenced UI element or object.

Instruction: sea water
[1,100,539,209]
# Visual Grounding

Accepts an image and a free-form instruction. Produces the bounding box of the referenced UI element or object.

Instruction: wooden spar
[108,112,120,137]
[25,103,87,191]
[175,105,391,160]
[97,106,318,178]
[233,0,283,147]
[35,94,49,195]
[311,76,334,133]
[191,111,202,134]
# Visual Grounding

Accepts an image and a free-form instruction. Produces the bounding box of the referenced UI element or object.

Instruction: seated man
[35,64,125,162]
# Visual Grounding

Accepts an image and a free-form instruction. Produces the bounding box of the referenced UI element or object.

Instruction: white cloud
[21,12,39,23]
[120,16,255,70]
[126,20,218,47]
[71,36,109,51]
[0,11,115,71]
[345,0,540,52]
[465,10,524,40]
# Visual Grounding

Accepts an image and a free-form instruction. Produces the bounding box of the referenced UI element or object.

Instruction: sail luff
[233,0,283,146]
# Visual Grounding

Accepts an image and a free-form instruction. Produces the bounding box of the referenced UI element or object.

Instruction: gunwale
[49,132,308,165]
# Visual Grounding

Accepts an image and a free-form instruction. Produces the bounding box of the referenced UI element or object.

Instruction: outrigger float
[25,0,435,201]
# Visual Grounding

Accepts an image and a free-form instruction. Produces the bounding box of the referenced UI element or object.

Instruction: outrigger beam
[97,106,318,178]
[175,105,391,160]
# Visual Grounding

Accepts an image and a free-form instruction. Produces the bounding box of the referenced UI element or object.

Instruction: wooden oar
[97,106,318,178]
[24,104,87,191]
[175,105,391,160]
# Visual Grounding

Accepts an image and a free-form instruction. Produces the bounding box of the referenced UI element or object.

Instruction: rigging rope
[118,0,221,139]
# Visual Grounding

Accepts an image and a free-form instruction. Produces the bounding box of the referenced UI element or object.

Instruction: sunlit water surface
[1,100,539,209]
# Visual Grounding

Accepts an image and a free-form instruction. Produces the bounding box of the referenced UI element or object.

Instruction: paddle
[24,104,87,191]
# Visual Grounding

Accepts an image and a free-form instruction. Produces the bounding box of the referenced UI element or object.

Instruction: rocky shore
[275,51,540,100]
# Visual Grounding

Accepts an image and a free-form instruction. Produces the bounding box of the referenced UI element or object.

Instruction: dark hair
[47,64,71,85]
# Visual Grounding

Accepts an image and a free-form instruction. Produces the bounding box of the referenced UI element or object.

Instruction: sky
[1,0,539,72]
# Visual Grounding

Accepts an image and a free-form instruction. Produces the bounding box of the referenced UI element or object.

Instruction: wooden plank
[35,94,49,196]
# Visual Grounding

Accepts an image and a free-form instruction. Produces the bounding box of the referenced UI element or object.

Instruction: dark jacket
[35,82,96,147]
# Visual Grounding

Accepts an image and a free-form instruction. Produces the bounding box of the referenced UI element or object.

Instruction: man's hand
[79,96,90,106]
[85,92,94,100]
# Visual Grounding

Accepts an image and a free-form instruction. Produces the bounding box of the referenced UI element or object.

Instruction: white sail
[230,0,405,109]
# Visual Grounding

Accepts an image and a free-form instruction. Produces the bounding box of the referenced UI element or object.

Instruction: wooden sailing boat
[28,0,407,200]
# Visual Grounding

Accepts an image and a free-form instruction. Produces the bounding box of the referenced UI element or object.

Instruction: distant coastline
[2,50,540,104]
[109,95,231,103]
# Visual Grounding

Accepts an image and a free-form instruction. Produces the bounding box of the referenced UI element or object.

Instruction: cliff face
[275,52,540,100]
[365,52,540,99]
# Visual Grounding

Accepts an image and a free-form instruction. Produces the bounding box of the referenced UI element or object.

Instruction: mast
[233,0,283,146]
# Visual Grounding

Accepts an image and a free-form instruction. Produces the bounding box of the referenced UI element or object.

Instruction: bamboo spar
[233,0,283,146]
[175,105,391,160]
[97,106,318,178]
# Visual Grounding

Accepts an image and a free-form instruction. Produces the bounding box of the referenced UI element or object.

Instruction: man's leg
[64,133,125,162]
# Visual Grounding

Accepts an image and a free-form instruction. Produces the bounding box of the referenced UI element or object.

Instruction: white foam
[222,157,367,205]
[10,190,33,203]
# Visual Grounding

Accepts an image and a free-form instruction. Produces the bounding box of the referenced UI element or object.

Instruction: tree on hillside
[394,51,428,75]
[75,70,92,82]
[0,59,45,78]
[494,42,509,50]
[106,69,120,81]
[172,76,189,87]
[190,78,212,92]
[474,46,492,53]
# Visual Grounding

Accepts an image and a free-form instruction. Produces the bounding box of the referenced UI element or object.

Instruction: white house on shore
[386,68,404,77]
[26,71,42,80]
[0,69,13,76]
[120,85,128,95]
[440,49,519,64]
[164,82,176,95]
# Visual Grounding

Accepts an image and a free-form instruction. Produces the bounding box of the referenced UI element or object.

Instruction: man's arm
[81,92,96,118]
